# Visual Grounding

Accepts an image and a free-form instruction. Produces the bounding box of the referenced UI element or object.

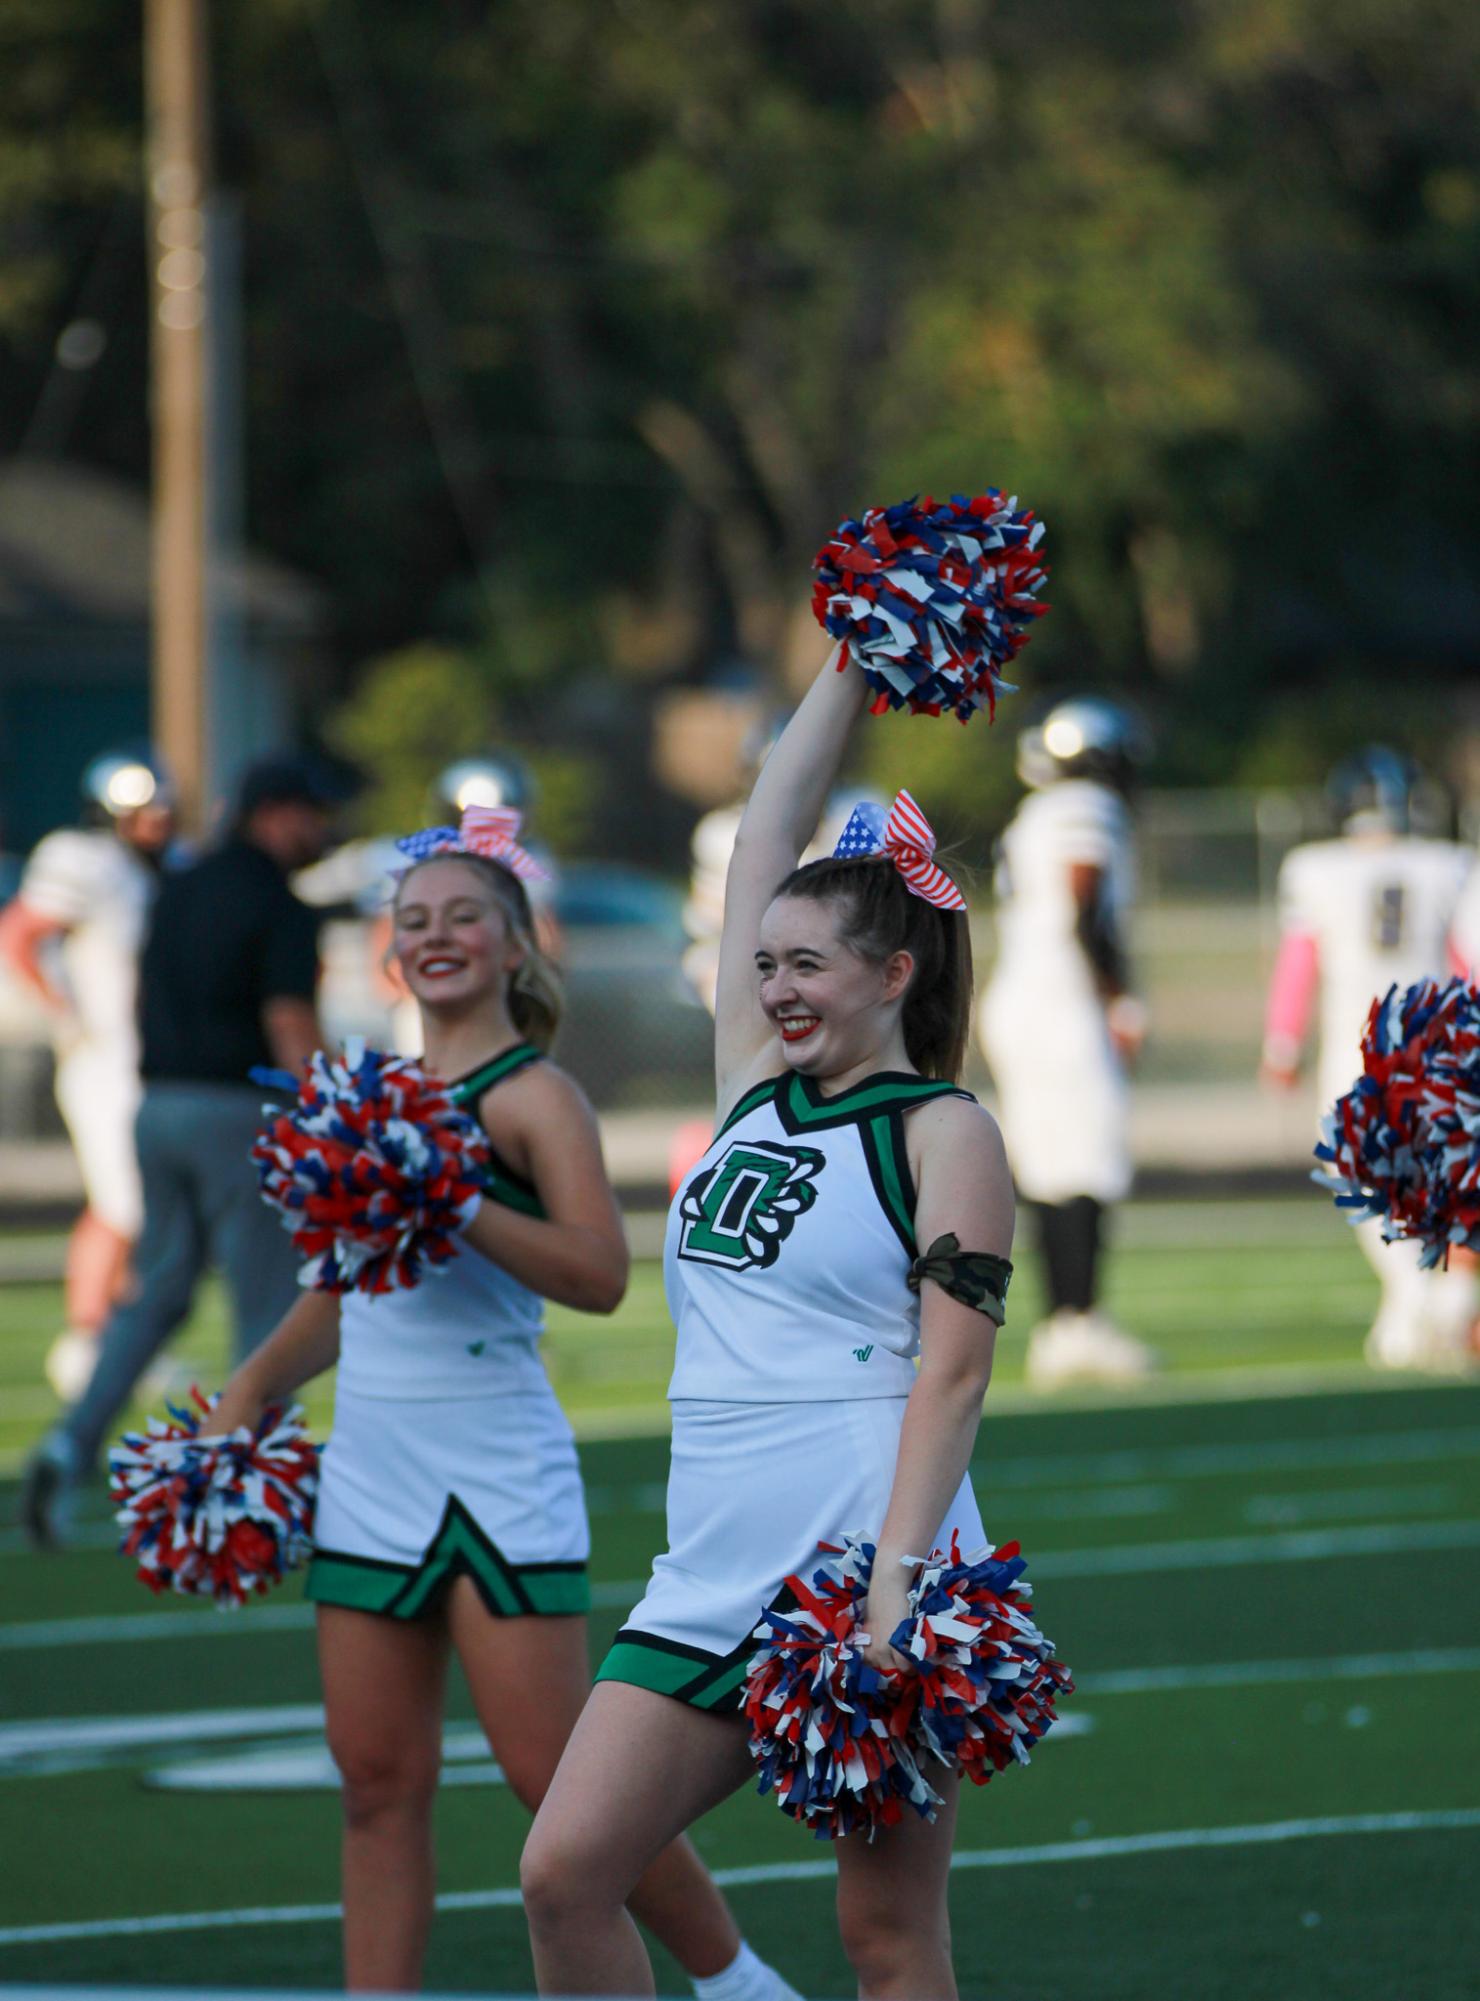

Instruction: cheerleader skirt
[595,1396,984,1713]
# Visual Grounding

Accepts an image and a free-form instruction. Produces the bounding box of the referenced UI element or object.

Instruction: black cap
[234,754,349,821]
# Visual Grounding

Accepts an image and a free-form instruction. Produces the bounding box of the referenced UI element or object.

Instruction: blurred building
[0,457,327,853]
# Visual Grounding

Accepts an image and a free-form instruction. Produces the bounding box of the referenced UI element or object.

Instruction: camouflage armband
[906,1232,1012,1325]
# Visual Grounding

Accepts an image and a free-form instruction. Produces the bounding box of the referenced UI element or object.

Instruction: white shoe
[1027,1310,1157,1389]
[44,1330,101,1403]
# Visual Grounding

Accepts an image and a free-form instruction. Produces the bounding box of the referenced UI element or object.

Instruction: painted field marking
[1240,1482,1453,1527]
[6,1517,1480,1655]
[2,1807,1477,1947]
[1028,1515,1480,1578]
[141,1715,1095,1796]
[5,1646,1475,1782]
[145,1726,506,1794]
[0,1705,325,1763]
[1073,1644,1480,1697]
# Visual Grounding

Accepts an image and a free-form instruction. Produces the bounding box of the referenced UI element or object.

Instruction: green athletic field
[1,1198,1478,1998]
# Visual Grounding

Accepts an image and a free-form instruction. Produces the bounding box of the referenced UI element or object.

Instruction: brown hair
[772,855,973,1083]
[394,852,564,1052]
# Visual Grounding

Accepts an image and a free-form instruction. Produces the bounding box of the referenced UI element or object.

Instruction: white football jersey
[986,780,1135,1013]
[18,829,158,1061]
[1276,835,1472,1104]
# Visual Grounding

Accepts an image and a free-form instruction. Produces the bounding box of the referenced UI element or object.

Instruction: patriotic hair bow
[832,790,966,912]
[393,805,548,885]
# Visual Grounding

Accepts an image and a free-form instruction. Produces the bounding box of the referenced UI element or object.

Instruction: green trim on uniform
[307,1495,588,1621]
[594,1628,752,1714]
[480,1162,545,1217]
[858,1109,919,1256]
[448,1043,544,1106]
[448,1044,548,1220]
[714,1078,781,1141]
[780,1070,968,1133]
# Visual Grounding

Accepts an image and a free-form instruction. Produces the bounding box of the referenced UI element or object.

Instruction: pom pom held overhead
[109,1390,318,1607]
[812,492,1048,722]
[252,1040,490,1293]
[1314,977,1480,1267]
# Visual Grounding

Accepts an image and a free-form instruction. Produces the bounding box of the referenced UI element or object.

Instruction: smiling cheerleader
[203,808,795,2000]
[522,640,1068,2000]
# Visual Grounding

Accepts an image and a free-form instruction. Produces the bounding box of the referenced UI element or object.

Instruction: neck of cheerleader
[417,996,525,1087]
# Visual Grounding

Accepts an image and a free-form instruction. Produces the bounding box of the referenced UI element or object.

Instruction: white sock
[691,1938,799,2001]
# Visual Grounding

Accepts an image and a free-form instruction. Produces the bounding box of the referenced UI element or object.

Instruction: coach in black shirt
[24,758,337,1542]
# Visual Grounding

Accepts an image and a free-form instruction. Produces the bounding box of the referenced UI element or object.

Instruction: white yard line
[5,1517,1479,1654]
[1074,1645,1480,1696]
[5,1644,1473,1756]
[2,1808,1477,1947]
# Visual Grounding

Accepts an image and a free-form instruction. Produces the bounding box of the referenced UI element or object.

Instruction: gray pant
[59,1082,300,1470]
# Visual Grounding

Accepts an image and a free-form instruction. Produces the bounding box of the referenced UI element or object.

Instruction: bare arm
[0,900,69,1012]
[203,1291,342,1435]
[460,1064,629,1314]
[863,1097,1014,1669]
[261,996,324,1074]
[713,644,869,1110]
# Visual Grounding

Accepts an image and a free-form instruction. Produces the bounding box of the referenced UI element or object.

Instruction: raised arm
[713,644,869,1108]
[863,1096,1014,1669]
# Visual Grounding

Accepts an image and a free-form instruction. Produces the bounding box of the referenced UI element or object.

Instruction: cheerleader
[207,810,790,1999]
[521,652,1015,2001]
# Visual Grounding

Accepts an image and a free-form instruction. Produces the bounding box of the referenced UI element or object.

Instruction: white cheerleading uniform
[307,1045,590,1620]
[19,828,160,1235]
[596,1068,988,1713]
[979,780,1136,1205]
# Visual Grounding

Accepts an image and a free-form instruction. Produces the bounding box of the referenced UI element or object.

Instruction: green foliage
[326,644,498,837]
[3,0,1477,845]
[326,641,598,852]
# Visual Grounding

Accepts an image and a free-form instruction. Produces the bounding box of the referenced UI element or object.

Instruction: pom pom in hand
[252,1040,490,1292]
[811,493,1048,722]
[744,1531,1071,1840]
[1314,977,1480,1267]
[109,1390,318,1607]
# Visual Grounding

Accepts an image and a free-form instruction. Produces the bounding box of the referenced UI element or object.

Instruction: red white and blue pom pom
[251,1040,490,1293]
[743,1531,1072,1841]
[109,1390,318,1607]
[811,493,1048,723]
[1314,977,1480,1267]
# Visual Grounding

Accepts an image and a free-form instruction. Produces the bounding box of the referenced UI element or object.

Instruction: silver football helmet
[80,748,176,821]
[432,753,534,819]
[1016,698,1147,792]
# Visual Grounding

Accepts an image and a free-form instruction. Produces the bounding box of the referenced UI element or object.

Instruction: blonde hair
[393,852,564,1052]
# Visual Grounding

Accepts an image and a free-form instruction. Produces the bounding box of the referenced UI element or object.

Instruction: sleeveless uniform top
[664,1069,972,1403]
[336,1044,552,1402]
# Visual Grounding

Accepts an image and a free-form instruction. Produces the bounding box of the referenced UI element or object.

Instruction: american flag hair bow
[393,805,549,884]
[831,790,966,912]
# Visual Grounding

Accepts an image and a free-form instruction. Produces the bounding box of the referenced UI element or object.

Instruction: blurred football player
[0,751,176,1399]
[978,698,1156,1387]
[1262,746,1475,1368]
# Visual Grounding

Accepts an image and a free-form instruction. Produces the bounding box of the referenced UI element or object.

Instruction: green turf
[1,1201,1478,1996]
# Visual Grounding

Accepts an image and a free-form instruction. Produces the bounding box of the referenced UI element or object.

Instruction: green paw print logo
[852,1344,874,1363]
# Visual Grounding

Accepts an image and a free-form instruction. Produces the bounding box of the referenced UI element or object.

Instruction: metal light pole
[145,0,211,830]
